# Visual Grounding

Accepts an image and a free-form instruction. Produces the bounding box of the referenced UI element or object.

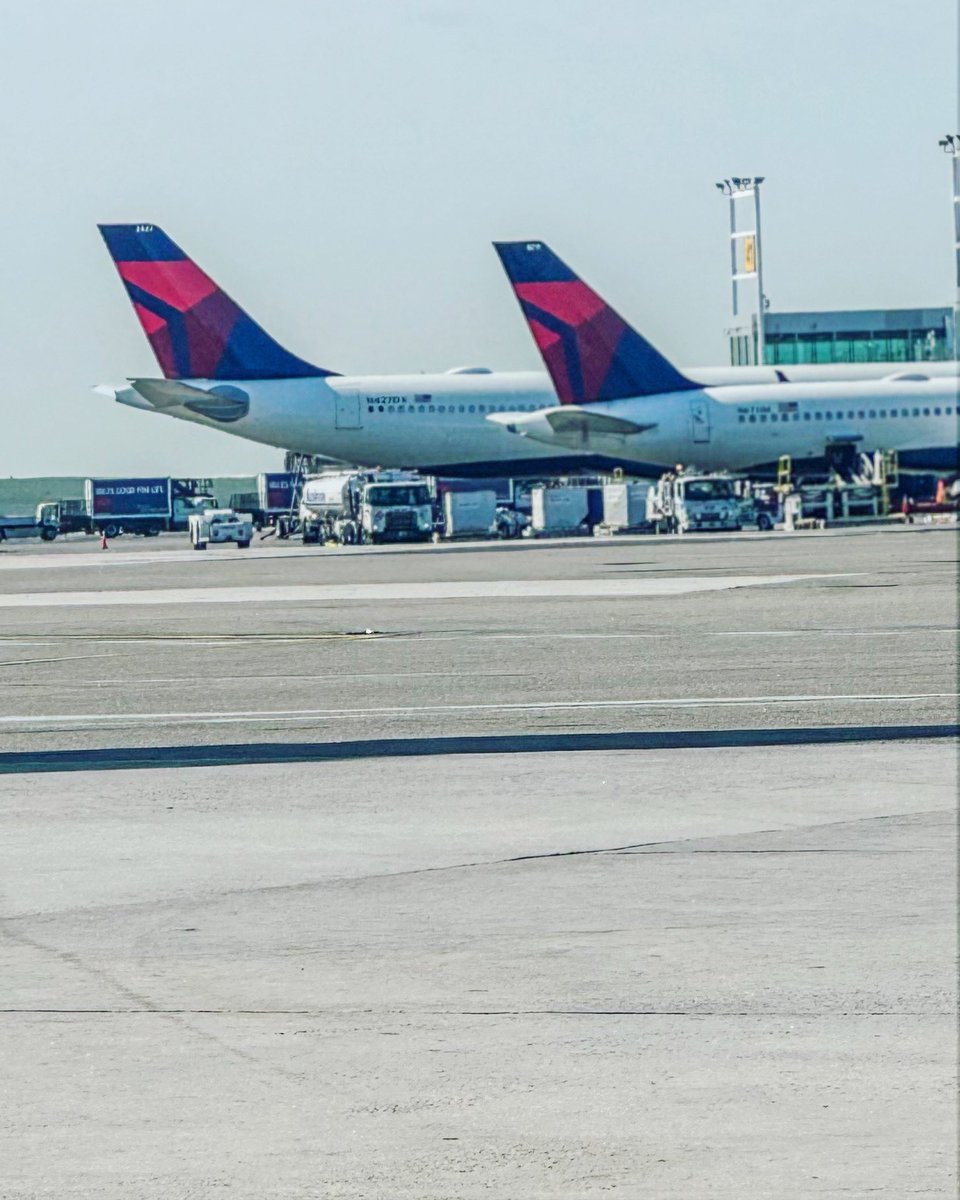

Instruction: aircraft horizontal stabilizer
[127,378,252,423]
[486,405,656,449]
[128,378,201,409]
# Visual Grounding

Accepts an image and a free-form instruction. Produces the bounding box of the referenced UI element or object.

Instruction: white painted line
[0,574,832,608]
[426,627,958,642]
[1,692,955,728]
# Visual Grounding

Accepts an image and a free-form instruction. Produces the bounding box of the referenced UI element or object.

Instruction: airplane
[490,241,960,474]
[96,225,959,477]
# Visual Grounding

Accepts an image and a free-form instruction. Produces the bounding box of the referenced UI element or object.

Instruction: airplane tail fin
[98,224,338,381]
[493,241,696,404]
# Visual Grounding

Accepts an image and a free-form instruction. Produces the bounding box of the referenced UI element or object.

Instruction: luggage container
[442,489,497,538]
[530,486,589,534]
[601,483,649,529]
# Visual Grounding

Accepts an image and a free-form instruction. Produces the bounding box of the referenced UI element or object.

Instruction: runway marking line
[1,692,956,727]
[0,574,839,608]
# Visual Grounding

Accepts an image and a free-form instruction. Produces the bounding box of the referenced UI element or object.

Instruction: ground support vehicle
[298,471,361,544]
[81,477,216,537]
[228,491,267,530]
[493,506,530,539]
[189,509,253,550]
[0,501,60,542]
[646,472,743,534]
[300,470,434,545]
[734,482,782,531]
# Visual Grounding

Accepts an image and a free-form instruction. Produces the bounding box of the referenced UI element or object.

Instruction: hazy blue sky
[1,0,956,476]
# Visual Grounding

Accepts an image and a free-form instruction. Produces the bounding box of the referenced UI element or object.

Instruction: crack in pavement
[1,809,947,926]
[0,922,304,1082]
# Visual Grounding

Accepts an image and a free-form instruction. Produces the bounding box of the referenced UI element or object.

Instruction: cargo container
[436,477,515,504]
[442,489,497,538]
[601,483,650,530]
[530,486,589,534]
[257,473,300,520]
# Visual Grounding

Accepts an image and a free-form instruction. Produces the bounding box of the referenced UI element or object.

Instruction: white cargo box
[531,486,588,532]
[443,489,497,537]
[602,483,648,528]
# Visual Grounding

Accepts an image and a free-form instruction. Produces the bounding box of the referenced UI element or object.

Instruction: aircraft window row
[737,405,950,424]
[366,403,538,415]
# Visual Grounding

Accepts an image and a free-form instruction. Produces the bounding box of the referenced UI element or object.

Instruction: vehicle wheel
[237,540,250,549]
[757,513,773,531]
[102,522,120,538]
[40,527,57,542]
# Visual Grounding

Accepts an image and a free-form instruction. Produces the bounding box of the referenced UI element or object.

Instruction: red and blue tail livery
[98,224,336,381]
[493,241,696,405]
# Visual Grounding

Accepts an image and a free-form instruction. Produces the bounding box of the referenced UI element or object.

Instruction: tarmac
[1,524,956,1198]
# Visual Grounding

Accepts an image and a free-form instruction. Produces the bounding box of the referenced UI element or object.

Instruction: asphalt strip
[0,574,834,607]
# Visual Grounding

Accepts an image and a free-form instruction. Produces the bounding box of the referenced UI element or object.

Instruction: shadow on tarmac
[2,724,956,774]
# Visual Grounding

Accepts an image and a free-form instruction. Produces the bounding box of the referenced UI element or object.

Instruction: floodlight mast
[715,176,766,364]
[940,134,960,356]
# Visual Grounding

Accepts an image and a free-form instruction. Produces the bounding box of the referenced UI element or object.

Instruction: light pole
[938,134,960,357]
[715,176,766,364]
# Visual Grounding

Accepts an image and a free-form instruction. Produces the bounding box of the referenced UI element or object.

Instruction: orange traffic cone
[100,532,108,549]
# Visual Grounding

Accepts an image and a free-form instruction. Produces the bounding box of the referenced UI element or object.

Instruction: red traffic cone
[100,531,109,549]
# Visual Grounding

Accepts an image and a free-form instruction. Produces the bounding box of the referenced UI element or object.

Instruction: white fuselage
[114,365,959,476]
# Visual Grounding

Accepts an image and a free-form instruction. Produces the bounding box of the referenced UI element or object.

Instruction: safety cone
[100,532,108,550]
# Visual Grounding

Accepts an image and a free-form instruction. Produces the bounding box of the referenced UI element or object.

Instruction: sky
[1,0,957,477]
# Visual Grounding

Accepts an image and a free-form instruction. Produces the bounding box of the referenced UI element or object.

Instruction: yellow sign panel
[743,235,756,274]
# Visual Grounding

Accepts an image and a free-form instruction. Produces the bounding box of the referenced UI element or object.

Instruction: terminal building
[717,178,957,369]
[748,307,956,367]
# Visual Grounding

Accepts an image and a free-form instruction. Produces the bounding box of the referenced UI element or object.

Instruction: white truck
[188,508,254,550]
[0,501,60,542]
[299,470,434,545]
[646,472,743,534]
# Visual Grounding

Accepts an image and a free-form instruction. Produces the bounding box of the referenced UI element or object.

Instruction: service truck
[298,471,361,543]
[0,501,60,542]
[646,472,743,534]
[81,477,216,536]
[299,470,434,545]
